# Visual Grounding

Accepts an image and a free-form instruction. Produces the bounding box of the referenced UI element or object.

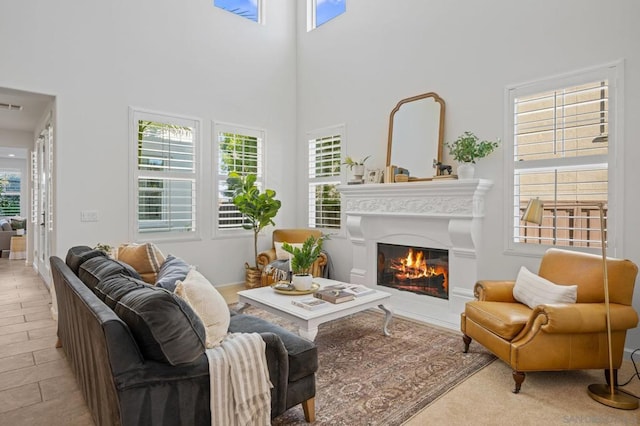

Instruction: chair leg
[462,335,472,353]
[512,371,526,393]
[604,369,619,386]
[302,397,315,423]
[55,337,62,348]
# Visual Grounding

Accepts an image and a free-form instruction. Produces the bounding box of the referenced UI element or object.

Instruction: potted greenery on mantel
[446,131,500,179]
[282,235,325,291]
[227,172,282,288]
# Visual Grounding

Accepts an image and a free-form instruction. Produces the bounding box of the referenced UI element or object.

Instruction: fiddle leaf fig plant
[446,132,500,164]
[227,172,282,269]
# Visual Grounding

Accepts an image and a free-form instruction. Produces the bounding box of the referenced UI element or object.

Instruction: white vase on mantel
[457,163,475,180]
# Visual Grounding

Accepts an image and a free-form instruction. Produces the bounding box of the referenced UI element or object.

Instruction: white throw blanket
[206,332,272,426]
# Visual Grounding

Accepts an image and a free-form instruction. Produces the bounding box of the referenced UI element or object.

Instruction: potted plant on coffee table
[227,172,282,288]
[445,131,500,179]
[282,235,325,291]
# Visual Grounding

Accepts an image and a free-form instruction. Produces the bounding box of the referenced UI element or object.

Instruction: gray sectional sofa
[50,246,318,426]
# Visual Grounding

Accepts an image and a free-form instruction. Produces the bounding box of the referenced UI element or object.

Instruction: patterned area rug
[244,307,496,425]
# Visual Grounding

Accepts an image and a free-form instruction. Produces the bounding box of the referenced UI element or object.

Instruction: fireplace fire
[377,243,448,299]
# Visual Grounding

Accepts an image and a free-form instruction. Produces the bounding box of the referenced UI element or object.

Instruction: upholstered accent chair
[258,229,328,286]
[461,248,638,393]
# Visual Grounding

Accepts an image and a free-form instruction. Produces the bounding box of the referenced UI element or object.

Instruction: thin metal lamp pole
[586,203,638,410]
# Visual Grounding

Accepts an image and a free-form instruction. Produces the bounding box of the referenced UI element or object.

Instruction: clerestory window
[214,0,263,23]
[308,0,346,31]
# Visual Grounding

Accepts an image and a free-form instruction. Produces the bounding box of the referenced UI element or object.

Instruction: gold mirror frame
[386,92,446,179]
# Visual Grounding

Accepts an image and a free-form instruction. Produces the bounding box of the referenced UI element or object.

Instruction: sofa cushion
[95,274,151,308]
[0,219,12,231]
[229,313,318,382]
[464,301,531,341]
[174,269,230,348]
[66,246,108,275]
[113,280,206,365]
[155,255,191,292]
[513,266,577,309]
[118,243,165,284]
[79,256,142,291]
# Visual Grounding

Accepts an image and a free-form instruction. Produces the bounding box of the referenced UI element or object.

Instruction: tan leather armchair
[461,248,638,393]
[258,229,328,285]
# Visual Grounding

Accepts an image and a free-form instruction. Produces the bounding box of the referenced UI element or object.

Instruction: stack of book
[313,283,375,303]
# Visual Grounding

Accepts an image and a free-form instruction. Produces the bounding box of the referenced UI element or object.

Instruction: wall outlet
[81,210,99,222]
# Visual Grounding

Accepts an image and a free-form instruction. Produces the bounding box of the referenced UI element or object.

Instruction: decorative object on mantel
[227,172,282,288]
[446,131,500,179]
[342,155,370,183]
[365,168,383,184]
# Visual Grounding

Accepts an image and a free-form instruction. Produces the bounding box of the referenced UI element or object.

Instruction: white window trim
[307,123,346,237]
[128,107,202,243]
[503,60,625,258]
[212,121,267,239]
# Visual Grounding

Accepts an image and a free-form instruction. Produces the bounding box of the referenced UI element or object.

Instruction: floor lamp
[521,198,638,410]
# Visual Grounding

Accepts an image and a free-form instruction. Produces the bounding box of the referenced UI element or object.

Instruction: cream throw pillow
[117,243,165,284]
[513,266,577,309]
[174,269,230,348]
[274,241,303,260]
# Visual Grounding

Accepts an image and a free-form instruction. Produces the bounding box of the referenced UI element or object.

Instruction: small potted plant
[342,155,371,181]
[445,131,500,179]
[282,235,325,291]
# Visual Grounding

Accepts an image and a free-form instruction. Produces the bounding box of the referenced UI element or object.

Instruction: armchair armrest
[536,303,639,334]
[257,249,277,268]
[474,280,516,302]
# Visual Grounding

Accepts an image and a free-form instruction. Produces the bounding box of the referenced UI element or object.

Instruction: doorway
[0,87,55,284]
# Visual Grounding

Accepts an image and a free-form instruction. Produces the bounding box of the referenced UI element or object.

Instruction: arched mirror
[386,92,445,180]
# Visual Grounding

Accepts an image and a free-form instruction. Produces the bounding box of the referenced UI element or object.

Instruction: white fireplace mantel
[338,179,493,330]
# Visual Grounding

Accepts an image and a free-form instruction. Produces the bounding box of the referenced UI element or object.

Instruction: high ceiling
[0,87,53,133]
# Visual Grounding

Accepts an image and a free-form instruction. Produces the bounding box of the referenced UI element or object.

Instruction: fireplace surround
[338,179,493,330]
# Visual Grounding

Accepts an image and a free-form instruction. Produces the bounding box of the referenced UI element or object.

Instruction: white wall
[0,0,298,285]
[296,1,640,351]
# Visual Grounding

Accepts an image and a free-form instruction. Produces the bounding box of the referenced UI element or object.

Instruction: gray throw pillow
[155,254,191,292]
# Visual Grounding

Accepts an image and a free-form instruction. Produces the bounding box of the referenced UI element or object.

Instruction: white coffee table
[237,277,393,341]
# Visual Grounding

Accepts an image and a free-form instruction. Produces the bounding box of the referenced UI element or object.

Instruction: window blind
[134,116,197,236]
[513,80,609,248]
[308,133,341,229]
[216,126,263,231]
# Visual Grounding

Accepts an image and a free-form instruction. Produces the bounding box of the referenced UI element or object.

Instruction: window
[131,109,199,239]
[308,127,343,230]
[506,63,622,254]
[215,123,264,231]
[214,0,262,23]
[0,170,21,216]
[308,0,346,30]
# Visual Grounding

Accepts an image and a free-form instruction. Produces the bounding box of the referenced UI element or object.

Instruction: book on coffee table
[291,297,329,310]
[314,288,355,304]
[321,283,375,297]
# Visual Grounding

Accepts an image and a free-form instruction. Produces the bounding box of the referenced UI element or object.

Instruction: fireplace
[338,179,493,330]
[377,243,448,299]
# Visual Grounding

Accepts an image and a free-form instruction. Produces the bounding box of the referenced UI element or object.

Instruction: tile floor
[0,258,93,425]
